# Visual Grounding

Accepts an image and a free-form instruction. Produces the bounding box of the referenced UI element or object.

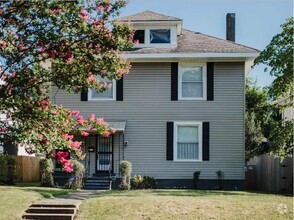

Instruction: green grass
[77,190,293,220]
[0,185,74,220]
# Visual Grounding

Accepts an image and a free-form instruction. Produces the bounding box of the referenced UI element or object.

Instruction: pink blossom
[65,52,73,63]
[105,5,111,13]
[103,131,110,138]
[80,8,88,21]
[49,50,55,58]
[41,89,46,94]
[89,114,95,122]
[81,131,89,137]
[88,75,96,83]
[13,34,19,39]
[101,69,107,74]
[62,133,74,140]
[88,126,93,131]
[70,141,82,149]
[77,116,86,125]
[63,120,69,126]
[50,9,61,14]
[64,162,73,173]
[71,110,80,116]
[40,47,46,54]
[19,44,28,50]
[0,127,5,133]
[96,118,104,125]
[0,40,6,50]
[57,151,69,158]
[134,39,139,45]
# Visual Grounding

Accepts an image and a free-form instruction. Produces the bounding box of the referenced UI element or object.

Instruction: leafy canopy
[0,0,134,172]
[254,17,293,101]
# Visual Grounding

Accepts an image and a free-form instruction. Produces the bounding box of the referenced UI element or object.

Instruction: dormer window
[133,27,176,48]
[134,30,145,44]
[150,29,170,43]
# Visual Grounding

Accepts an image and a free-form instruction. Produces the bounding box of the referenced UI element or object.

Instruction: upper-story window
[150,29,170,43]
[89,76,116,101]
[133,27,176,47]
[134,30,145,44]
[178,64,207,100]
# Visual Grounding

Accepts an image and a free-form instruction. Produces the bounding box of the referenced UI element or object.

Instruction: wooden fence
[13,156,42,182]
[246,154,293,194]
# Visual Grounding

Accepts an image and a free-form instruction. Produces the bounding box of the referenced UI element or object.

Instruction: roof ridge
[182,28,260,52]
[118,10,182,21]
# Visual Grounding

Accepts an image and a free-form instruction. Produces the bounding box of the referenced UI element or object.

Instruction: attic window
[134,30,145,44]
[150,29,170,43]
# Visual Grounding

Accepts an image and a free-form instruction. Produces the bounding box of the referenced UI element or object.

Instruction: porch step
[22,213,74,220]
[83,175,111,190]
[25,207,75,214]
[31,204,76,208]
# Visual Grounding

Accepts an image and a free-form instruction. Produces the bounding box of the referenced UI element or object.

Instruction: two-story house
[53,11,259,189]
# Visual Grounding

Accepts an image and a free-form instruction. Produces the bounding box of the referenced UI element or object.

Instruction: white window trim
[135,26,177,48]
[173,121,203,162]
[178,63,207,100]
[88,80,116,101]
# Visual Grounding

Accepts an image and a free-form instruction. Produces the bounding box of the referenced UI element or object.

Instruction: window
[134,30,145,44]
[89,76,116,100]
[174,122,202,161]
[179,64,206,100]
[150,29,170,43]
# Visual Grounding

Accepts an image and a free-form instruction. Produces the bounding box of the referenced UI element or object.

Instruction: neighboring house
[52,11,259,189]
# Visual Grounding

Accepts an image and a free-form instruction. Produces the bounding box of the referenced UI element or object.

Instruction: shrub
[142,176,157,189]
[40,158,54,187]
[193,171,201,189]
[132,175,143,189]
[70,160,85,189]
[119,160,132,190]
[216,170,225,190]
[0,154,15,185]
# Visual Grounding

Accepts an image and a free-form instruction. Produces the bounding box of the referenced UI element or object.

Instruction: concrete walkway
[22,190,105,219]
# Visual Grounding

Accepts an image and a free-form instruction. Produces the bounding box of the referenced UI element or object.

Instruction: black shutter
[81,89,88,101]
[171,62,178,101]
[202,122,209,161]
[207,62,214,101]
[116,77,123,101]
[166,122,174,160]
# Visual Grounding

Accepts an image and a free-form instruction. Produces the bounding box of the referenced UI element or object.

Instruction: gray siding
[52,62,245,180]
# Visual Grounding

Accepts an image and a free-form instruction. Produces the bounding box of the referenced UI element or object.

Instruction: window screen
[150,29,171,43]
[134,30,145,44]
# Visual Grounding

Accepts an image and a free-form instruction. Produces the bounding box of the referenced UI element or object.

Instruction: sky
[119,0,293,88]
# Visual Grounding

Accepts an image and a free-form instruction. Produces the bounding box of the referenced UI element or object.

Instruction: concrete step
[83,185,110,190]
[86,179,110,183]
[84,182,110,186]
[31,204,76,208]
[26,207,75,214]
[22,213,74,220]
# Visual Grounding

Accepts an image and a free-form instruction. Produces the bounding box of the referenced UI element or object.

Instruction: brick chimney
[226,13,235,42]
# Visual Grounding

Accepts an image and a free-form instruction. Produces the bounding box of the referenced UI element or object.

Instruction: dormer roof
[118,10,182,22]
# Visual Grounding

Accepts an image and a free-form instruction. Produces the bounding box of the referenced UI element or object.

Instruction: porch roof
[108,121,126,133]
[80,121,126,134]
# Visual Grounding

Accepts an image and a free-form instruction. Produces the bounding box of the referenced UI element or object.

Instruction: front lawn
[0,185,73,220]
[77,190,293,220]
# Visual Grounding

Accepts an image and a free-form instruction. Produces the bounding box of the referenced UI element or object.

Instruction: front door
[96,135,113,173]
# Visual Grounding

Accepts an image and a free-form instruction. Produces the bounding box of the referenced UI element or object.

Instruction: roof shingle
[118,10,182,22]
[123,29,259,54]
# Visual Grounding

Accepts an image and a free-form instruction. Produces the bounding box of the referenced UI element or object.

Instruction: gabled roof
[118,10,182,22]
[123,29,259,54]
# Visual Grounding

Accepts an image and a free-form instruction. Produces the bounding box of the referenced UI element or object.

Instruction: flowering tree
[0,0,134,172]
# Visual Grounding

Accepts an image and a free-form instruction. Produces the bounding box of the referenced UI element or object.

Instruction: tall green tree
[254,17,293,101]
[0,0,134,172]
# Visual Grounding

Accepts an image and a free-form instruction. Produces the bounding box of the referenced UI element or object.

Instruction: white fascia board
[121,52,259,59]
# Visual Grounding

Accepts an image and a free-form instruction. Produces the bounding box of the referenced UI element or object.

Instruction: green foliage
[193,171,201,189]
[132,175,157,189]
[119,160,132,190]
[70,160,85,189]
[254,17,294,101]
[245,77,293,160]
[132,175,143,189]
[0,154,15,185]
[39,158,54,187]
[216,170,224,190]
[0,0,134,167]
